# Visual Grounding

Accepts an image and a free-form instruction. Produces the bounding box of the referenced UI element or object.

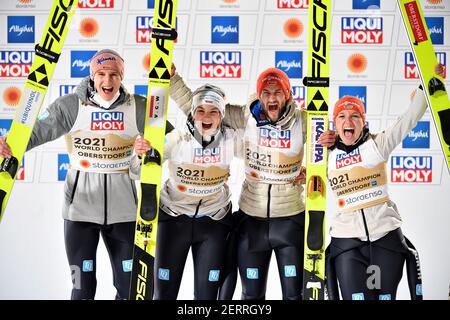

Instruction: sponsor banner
[65,14,121,45]
[128,0,191,11]
[330,50,390,80]
[275,51,303,79]
[331,84,385,116]
[124,14,187,46]
[197,0,261,10]
[0,83,23,115]
[390,155,436,184]
[122,48,185,80]
[402,121,431,149]
[394,50,447,80]
[77,0,123,10]
[7,16,35,44]
[0,50,33,78]
[332,0,395,11]
[397,15,449,46]
[39,152,69,183]
[260,14,307,46]
[265,0,309,10]
[70,50,96,78]
[423,0,450,11]
[192,14,257,46]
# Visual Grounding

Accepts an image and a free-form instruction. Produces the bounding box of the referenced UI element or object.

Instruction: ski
[129,0,178,300]
[302,0,332,300]
[397,0,450,173]
[0,0,76,221]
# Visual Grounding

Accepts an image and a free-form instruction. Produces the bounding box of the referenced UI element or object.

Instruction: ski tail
[0,0,77,221]
[302,0,332,300]
[129,0,179,300]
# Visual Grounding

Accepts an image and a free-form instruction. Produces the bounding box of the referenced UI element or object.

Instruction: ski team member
[0,49,173,300]
[169,67,307,300]
[131,84,241,300]
[318,64,445,300]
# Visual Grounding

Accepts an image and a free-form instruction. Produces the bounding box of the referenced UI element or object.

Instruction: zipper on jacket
[104,174,107,225]
[266,184,272,219]
[70,170,80,204]
[193,199,203,218]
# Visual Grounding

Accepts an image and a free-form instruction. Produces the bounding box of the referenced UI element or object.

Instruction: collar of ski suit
[249,99,296,130]
[334,126,370,154]
[186,113,224,149]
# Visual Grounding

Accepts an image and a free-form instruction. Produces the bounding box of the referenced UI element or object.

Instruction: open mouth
[268,103,279,113]
[202,123,213,130]
[102,86,114,94]
[343,128,355,139]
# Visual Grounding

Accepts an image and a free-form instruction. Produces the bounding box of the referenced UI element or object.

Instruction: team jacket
[27,77,173,225]
[169,73,307,218]
[328,88,427,240]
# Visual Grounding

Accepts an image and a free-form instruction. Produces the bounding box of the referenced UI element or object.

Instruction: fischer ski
[302,0,332,300]
[398,0,450,173]
[0,0,76,221]
[129,0,178,300]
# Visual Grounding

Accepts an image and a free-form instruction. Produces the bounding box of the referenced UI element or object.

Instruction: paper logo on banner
[58,153,70,181]
[78,0,115,9]
[71,51,96,78]
[391,156,432,183]
[8,16,35,43]
[402,121,430,149]
[258,128,291,149]
[339,86,367,112]
[211,16,239,44]
[341,17,383,44]
[0,50,33,78]
[200,51,241,78]
[277,0,309,9]
[352,0,380,9]
[425,17,444,45]
[275,51,302,79]
[292,85,305,109]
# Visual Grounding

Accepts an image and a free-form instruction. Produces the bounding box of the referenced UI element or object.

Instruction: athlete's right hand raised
[0,136,12,158]
[318,130,337,148]
[134,135,152,158]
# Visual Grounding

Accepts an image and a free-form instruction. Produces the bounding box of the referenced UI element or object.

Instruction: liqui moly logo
[404,52,446,79]
[91,112,124,130]
[425,17,444,45]
[78,0,114,8]
[200,51,241,78]
[277,0,309,9]
[352,0,380,9]
[258,128,291,149]
[8,16,35,43]
[60,85,77,96]
[292,86,305,109]
[211,16,239,44]
[193,147,221,164]
[0,50,33,78]
[336,149,362,169]
[341,17,383,44]
[71,51,96,78]
[136,16,178,43]
[275,51,302,78]
[391,156,432,183]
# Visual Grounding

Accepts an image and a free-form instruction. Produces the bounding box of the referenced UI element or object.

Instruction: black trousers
[153,209,232,300]
[64,220,135,300]
[235,210,305,300]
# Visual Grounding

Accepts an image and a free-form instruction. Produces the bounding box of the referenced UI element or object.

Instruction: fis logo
[193,147,221,164]
[8,16,34,43]
[78,0,115,9]
[402,121,430,149]
[147,0,155,8]
[277,0,309,9]
[0,50,33,78]
[58,153,70,181]
[134,85,148,97]
[211,16,239,44]
[311,118,324,163]
[352,0,380,9]
[59,85,77,96]
[292,85,305,109]
[339,86,367,112]
[122,259,133,272]
[136,16,178,43]
[404,52,446,79]
[275,51,302,79]
[391,156,432,183]
[259,128,291,149]
[208,270,220,282]
[425,17,444,45]
[336,148,362,169]
[71,50,96,78]
[200,51,241,78]
[341,17,383,44]
[91,112,124,130]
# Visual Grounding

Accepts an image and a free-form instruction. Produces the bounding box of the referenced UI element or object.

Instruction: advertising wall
[0,0,449,299]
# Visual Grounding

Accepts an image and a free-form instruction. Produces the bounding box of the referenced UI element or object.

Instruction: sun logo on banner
[3,87,21,106]
[283,18,303,38]
[142,53,151,72]
[347,53,367,74]
[79,17,99,38]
